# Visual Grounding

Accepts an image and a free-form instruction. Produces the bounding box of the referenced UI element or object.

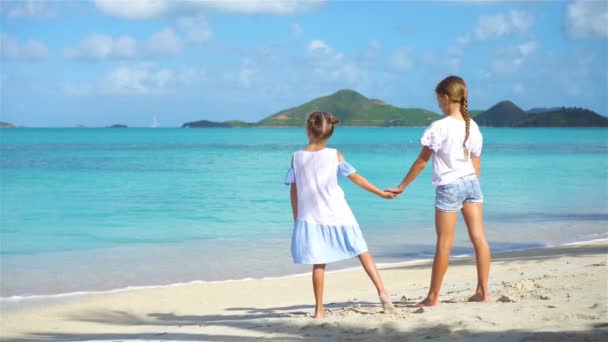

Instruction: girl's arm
[348,174,396,199]
[290,184,297,220]
[337,151,396,199]
[387,147,433,194]
[471,156,481,178]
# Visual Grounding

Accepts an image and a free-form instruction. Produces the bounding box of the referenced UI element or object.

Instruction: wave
[2,237,606,304]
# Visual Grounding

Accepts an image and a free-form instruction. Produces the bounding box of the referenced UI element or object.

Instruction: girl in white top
[284,111,396,318]
[388,76,491,307]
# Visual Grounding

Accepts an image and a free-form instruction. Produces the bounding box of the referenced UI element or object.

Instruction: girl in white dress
[284,111,396,318]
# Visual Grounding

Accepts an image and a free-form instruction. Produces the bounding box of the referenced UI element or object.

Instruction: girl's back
[292,148,356,226]
[422,116,482,187]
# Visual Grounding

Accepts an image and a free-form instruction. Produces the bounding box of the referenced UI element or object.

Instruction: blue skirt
[291,220,369,264]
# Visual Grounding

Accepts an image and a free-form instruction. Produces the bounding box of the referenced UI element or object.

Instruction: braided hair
[461,97,471,160]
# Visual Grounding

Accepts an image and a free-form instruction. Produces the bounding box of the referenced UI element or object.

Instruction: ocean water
[1,127,607,299]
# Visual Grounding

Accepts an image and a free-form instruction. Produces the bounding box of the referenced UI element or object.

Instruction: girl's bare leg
[461,203,491,302]
[358,252,395,313]
[417,209,458,307]
[312,264,326,318]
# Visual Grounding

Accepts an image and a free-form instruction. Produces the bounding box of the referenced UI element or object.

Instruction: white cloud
[6,0,54,18]
[513,83,525,94]
[457,10,532,48]
[308,40,325,56]
[334,63,367,84]
[471,10,533,41]
[492,40,537,74]
[146,28,182,56]
[566,0,608,39]
[308,39,329,52]
[456,35,472,46]
[431,0,513,2]
[492,56,523,74]
[518,41,537,57]
[421,51,461,75]
[307,39,344,66]
[0,33,49,60]
[310,63,367,86]
[64,34,137,60]
[442,44,464,73]
[534,50,606,100]
[446,56,462,72]
[93,0,172,19]
[176,17,212,43]
[306,39,367,85]
[496,40,537,57]
[93,0,325,19]
[445,10,533,69]
[389,48,413,72]
[199,0,325,15]
[291,24,304,39]
[64,28,187,60]
[479,69,493,81]
[102,64,174,95]
[176,66,206,84]
[62,65,203,96]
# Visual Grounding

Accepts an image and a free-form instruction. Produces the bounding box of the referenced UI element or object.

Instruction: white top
[420,116,483,187]
[290,148,358,226]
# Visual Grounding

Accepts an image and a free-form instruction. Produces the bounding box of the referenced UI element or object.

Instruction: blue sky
[1,0,607,127]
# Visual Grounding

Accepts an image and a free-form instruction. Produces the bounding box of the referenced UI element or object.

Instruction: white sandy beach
[1,241,607,341]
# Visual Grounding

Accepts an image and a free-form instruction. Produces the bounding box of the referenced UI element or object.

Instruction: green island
[181,89,607,128]
[0,121,17,128]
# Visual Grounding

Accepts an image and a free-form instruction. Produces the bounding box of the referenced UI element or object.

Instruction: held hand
[379,191,397,199]
[385,186,405,195]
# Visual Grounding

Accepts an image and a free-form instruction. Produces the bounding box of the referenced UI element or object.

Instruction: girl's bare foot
[468,292,489,302]
[313,312,324,319]
[416,296,440,307]
[379,293,396,314]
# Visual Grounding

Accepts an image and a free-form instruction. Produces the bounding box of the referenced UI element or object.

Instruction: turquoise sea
[1,127,607,299]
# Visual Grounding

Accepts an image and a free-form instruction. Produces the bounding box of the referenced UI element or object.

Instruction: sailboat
[151,116,158,128]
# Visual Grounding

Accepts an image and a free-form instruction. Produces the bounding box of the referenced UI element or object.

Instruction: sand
[1,241,607,341]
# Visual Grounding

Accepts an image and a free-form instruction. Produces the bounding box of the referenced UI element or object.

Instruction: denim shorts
[435,174,484,212]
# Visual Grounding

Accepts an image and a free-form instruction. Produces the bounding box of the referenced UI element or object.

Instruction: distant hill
[517,108,608,127]
[0,121,16,128]
[475,101,529,127]
[469,110,483,118]
[179,90,607,128]
[107,124,128,128]
[475,102,607,127]
[527,107,561,114]
[182,120,256,128]
[258,89,441,127]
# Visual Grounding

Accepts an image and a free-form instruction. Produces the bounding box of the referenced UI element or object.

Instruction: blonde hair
[306,111,340,140]
[435,76,470,160]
